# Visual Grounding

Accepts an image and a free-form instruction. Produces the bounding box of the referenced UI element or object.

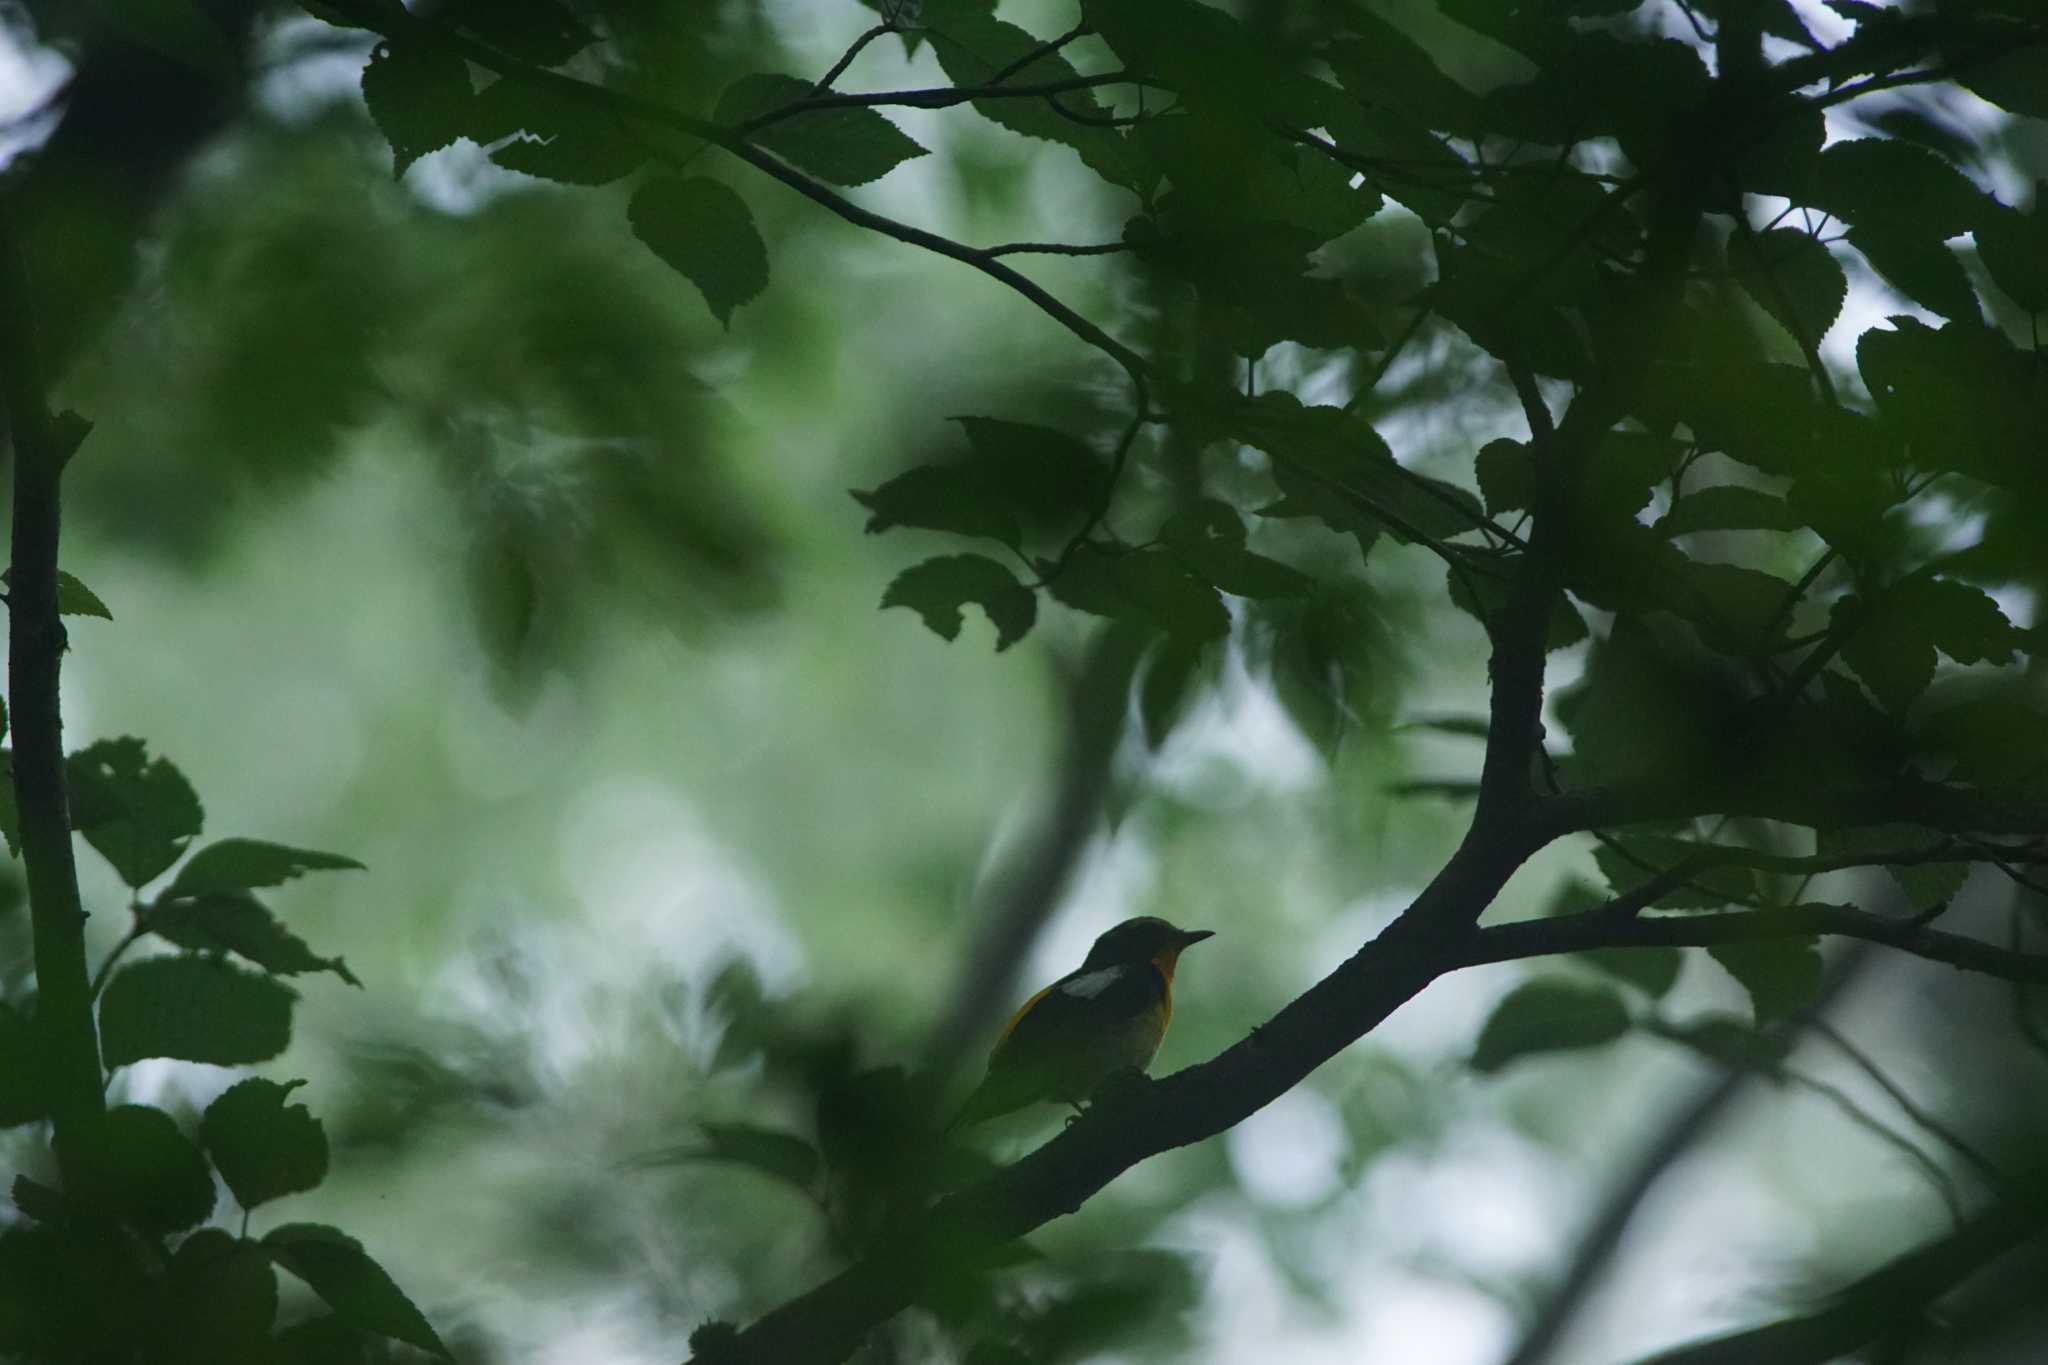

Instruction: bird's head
[1081,916,1215,975]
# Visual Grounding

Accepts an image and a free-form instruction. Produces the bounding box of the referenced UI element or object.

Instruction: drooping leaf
[1471,978,1631,1074]
[99,955,297,1068]
[1707,934,1822,1025]
[628,177,769,327]
[1140,638,1210,747]
[360,41,473,177]
[264,1224,451,1360]
[67,737,204,888]
[167,838,365,898]
[1474,439,1533,516]
[54,1104,215,1232]
[1815,826,1970,912]
[149,890,360,986]
[202,1079,330,1210]
[675,1123,821,1191]
[717,74,928,187]
[1160,500,1313,599]
[881,554,1037,649]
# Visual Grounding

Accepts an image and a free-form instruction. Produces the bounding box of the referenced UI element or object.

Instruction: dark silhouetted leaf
[1582,946,1683,998]
[203,1078,330,1210]
[1815,826,1970,911]
[1707,934,1822,1025]
[1140,638,1209,747]
[1593,834,1756,911]
[1044,544,1227,641]
[1836,578,2019,713]
[1975,195,2048,312]
[1471,978,1631,1073]
[1847,227,1978,321]
[1475,439,1532,516]
[99,955,296,1067]
[1916,696,2048,785]
[67,737,204,888]
[55,1104,215,1232]
[150,890,360,986]
[1657,486,1800,536]
[628,177,769,327]
[470,77,647,185]
[882,554,1037,649]
[718,74,928,187]
[265,1223,451,1360]
[1735,227,1846,344]
[1161,500,1313,599]
[686,1123,821,1190]
[1809,139,1985,240]
[360,41,472,177]
[167,839,364,897]
[444,0,592,65]
[54,571,111,620]
[166,1229,279,1361]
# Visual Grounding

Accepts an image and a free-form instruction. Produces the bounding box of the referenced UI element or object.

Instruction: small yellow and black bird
[948,917,1214,1131]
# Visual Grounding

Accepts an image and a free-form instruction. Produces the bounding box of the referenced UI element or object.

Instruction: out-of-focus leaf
[882,554,1037,650]
[54,1104,215,1232]
[67,737,204,888]
[360,40,473,177]
[0,1003,47,1127]
[718,74,928,187]
[1593,834,1756,911]
[104,0,240,81]
[99,955,296,1067]
[684,1123,821,1191]
[1857,318,2046,497]
[1815,826,1970,911]
[202,1079,330,1210]
[1915,696,2048,785]
[628,177,769,327]
[264,1224,451,1360]
[1471,978,1631,1073]
[1324,16,1481,137]
[150,890,359,986]
[1707,934,1822,1025]
[1140,638,1210,747]
[167,839,364,897]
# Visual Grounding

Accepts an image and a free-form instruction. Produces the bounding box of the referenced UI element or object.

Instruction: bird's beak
[1180,929,1215,946]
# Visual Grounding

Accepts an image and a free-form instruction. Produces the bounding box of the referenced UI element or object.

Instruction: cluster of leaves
[0,714,445,1362]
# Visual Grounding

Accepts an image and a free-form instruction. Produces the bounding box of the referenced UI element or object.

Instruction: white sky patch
[1227,1085,1350,1209]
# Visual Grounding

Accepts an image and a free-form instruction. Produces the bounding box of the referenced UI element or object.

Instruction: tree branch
[0,201,102,1136]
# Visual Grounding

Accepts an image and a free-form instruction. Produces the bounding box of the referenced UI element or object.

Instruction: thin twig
[1802,1015,2012,1195]
[983,240,1130,258]
[811,23,894,94]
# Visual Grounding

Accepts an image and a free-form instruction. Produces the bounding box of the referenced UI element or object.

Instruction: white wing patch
[1059,966,1126,1000]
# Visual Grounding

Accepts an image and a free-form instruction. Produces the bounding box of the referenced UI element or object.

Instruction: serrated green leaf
[1471,978,1631,1073]
[67,737,204,888]
[443,0,591,66]
[881,554,1037,650]
[1735,227,1846,344]
[203,1079,329,1210]
[53,572,110,620]
[1809,139,1985,240]
[360,40,473,177]
[1593,834,1756,911]
[167,838,365,897]
[99,955,296,1067]
[265,1224,451,1360]
[718,74,927,187]
[1837,578,2019,713]
[1814,826,1970,911]
[55,1105,215,1232]
[149,889,361,987]
[1707,934,1822,1025]
[628,177,769,327]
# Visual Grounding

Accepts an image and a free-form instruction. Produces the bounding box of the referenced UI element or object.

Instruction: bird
[947,917,1214,1131]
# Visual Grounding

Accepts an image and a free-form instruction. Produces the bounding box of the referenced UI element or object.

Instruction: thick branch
[0,203,101,1132]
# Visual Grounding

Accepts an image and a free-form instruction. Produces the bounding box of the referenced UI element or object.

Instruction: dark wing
[989,963,1162,1075]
